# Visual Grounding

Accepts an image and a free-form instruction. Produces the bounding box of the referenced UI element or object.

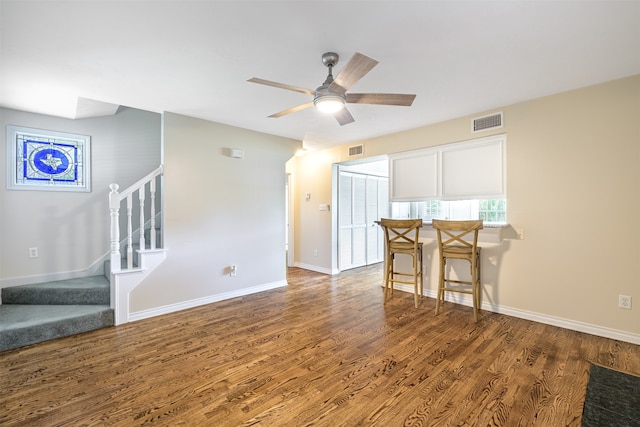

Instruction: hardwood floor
[2,265,639,426]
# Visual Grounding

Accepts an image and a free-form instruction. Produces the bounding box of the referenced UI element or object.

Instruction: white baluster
[150,178,157,249]
[109,184,121,273]
[110,165,163,274]
[127,194,133,269]
[139,186,146,253]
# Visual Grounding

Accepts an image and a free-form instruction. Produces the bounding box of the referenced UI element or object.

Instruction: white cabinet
[390,135,506,201]
[389,150,438,201]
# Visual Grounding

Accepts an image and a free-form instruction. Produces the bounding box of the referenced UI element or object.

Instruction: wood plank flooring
[2,265,639,426]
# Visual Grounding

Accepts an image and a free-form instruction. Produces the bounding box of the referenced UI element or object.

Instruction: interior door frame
[333,155,389,273]
[286,173,294,268]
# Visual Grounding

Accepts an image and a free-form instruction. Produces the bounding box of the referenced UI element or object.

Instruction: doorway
[286,173,294,268]
[336,157,389,272]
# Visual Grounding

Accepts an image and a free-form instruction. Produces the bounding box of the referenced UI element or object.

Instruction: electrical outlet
[516,228,525,240]
[618,295,632,310]
[29,247,39,258]
[230,265,237,277]
[314,249,318,257]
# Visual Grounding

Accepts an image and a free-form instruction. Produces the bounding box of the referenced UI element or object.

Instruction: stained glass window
[7,125,91,192]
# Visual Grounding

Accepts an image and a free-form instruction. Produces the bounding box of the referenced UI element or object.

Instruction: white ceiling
[1,1,639,150]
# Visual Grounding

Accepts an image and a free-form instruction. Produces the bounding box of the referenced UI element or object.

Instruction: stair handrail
[109,165,163,273]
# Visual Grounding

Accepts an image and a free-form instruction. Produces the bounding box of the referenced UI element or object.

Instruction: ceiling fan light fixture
[249,51,415,125]
[314,94,345,114]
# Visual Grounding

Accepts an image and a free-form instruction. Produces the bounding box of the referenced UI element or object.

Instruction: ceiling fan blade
[248,78,315,96]
[329,52,378,94]
[346,93,416,106]
[268,101,314,118]
[334,107,355,126]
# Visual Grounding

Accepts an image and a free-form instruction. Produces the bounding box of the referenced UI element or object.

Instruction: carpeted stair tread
[0,305,114,352]
[2,276,109,305]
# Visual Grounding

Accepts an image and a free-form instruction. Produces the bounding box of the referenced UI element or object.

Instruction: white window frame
[392,198,507,225]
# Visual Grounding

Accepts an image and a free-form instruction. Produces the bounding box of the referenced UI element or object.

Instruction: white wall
[292,75,640,341]
[0,107,161,285]
[129,113,299,313]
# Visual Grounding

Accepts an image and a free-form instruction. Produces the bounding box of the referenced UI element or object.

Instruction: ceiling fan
[248,52,416,126]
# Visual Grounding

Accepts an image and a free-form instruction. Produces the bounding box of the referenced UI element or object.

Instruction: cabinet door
[388,135,506,202]
[441,138,505,199]
[389,150,438,201]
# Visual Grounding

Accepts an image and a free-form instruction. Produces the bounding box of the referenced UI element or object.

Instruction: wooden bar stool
[432,219,483,322]
[379,218,424,308]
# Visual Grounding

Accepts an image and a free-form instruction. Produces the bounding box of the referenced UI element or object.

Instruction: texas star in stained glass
[22,140,79,183]
[14,131,86,187]
[7,125,90,192]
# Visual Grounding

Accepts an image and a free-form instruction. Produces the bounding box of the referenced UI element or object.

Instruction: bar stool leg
[435,257,445,315]
[419,250,424,300]
[474,248,482,321]
[470,248,481,322]
[384,253,394,303]
[413,254,419,308]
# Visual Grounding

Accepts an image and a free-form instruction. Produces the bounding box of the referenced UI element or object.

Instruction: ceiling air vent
[348,144,364,157]
[472,112,503,133]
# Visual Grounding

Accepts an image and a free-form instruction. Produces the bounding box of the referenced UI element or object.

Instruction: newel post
[109,183,121,273]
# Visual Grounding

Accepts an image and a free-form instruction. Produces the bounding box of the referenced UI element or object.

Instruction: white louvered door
[339,171,388,271]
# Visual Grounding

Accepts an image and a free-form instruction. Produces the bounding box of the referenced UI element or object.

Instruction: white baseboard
[293,262,338,275]
[391,284,640,345]
[0,252,109,288]
[128,279,288,322]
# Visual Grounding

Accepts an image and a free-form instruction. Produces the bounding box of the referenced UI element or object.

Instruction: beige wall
[290,149,342,273]
[292,75,640,338]
[130,113,299,312]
